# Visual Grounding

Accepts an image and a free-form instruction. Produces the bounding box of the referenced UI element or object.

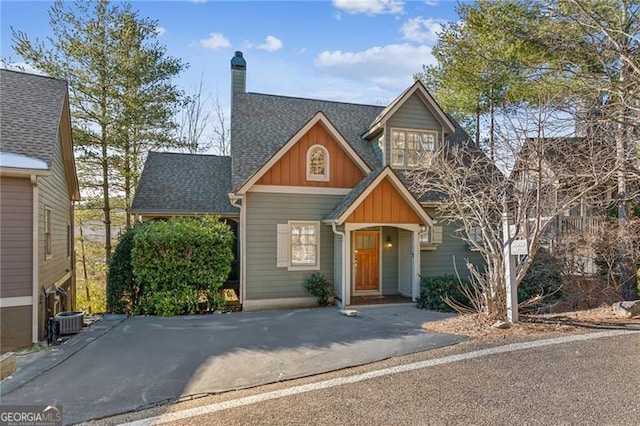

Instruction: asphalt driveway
[0,306,463,424]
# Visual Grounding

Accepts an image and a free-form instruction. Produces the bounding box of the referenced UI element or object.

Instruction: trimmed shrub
[304,272,334,306]
[417,275,471,312]
[518,248,563,303]
[132,215,234,316]
[107,223,146,314]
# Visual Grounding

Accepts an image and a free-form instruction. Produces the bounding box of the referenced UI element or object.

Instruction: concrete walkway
[0,306,462,425]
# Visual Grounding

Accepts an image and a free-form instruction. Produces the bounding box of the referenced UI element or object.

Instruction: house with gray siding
[131,52,484,311]
[0,69,80,351]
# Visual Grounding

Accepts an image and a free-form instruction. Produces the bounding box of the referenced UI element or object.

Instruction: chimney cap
[231,51,246,70]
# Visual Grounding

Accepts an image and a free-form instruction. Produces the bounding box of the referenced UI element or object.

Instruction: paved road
[117,330,640,426]
[0,306,460,424]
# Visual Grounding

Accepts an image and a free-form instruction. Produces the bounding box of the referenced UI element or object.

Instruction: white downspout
[229,193,245,305]
[331,222,347,309]
[31,175,39,343]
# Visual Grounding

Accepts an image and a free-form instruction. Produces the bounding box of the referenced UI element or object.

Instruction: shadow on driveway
[1,306,462,424]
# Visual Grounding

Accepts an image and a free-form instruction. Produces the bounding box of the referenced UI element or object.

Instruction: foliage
[132,216,234,316]
[76,279,107,314]
[106,223,145,314]
[417,275,471,312]
[12,0,187,261]
[518,248,563,303]
[304,272,334,307]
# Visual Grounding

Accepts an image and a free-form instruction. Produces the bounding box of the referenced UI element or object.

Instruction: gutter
[330,222,347,309]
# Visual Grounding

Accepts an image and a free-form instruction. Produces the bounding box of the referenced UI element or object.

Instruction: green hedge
[107,223,146,314]
[417,275,471,312]
[132,216,234,316]
[107,216,234,316]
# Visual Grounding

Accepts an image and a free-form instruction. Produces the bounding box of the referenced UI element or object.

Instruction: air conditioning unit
[55,311,84,334]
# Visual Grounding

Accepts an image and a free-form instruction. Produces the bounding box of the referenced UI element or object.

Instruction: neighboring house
[512,136,620,275]
[131,52,483,310]
[0,69,80,351]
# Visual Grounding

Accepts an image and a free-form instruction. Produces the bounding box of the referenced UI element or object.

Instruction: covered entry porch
[324,167,433,309]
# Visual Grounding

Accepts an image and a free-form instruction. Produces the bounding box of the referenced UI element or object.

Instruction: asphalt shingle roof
[231,92,384,190]
[325,166,386,221]
[0,69,68,166]
[131,152,238,215]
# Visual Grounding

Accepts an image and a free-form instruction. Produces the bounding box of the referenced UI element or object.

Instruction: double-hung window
[391,129,437,168]
[277,221,320,270]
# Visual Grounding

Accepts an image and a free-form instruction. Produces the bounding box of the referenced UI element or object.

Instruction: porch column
[412,229,420,301]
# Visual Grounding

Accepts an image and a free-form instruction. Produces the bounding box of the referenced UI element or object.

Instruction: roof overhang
[0,167,51,178]
[60,93,80,201]
[130,209,240,217]
[325,167,433,226]
[234,111,372,195]
[362,81,455,139]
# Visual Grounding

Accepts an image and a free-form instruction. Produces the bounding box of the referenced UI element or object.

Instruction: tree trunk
[78,218,91,314]
[101,126,112,263]
[475,106,481,147]
[489,98,495,162]
[615,13,638,301]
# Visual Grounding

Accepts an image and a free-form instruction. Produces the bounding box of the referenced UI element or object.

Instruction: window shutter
[432,226,443,244]
[276,224,289,267]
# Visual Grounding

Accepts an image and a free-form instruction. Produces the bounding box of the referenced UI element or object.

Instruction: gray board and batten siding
[244,192,342,300]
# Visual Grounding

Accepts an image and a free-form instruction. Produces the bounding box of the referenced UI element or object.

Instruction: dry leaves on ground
[421,305,640,341]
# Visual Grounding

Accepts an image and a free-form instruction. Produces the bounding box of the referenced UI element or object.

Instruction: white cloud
[424,0,438,6]
[332,0,404,15]
[199,32,231,50]
[315,43,436,90]
[400,17,445,44]
[257,35,283,52]
[154,26,166,36]
[0,61,47,76]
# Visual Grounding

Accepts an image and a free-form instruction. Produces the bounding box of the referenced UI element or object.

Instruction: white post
[503,212,518,324]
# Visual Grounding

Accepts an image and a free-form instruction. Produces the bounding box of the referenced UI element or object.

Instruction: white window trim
[390,128,438,169]
[277,221,321,271]
[44,206,52,260]
[306,145,330,182]
[420,225,443,250]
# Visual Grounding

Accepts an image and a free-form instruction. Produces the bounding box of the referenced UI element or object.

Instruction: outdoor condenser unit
[54,311,84,334]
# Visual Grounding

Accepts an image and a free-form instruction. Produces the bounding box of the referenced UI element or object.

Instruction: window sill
[287,265,320,271]
[306,175,329,182]
[45,254,53,260]
[420,244,439,251]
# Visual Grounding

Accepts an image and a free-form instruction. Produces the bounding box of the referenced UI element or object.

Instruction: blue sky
[1,0,462,114]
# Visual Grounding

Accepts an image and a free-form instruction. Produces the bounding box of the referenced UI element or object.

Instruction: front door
[354,231,380,293]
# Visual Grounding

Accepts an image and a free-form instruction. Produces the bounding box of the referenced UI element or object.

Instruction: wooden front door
[354,231,380,292]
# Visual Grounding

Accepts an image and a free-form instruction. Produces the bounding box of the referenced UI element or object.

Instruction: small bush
[304,272,333,306]
[132,215,234,316]
[417,275,471,312]
[107,223,145,314]
[519,248,563,303]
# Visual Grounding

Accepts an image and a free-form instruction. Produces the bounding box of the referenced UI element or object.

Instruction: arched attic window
[306,145,329,182]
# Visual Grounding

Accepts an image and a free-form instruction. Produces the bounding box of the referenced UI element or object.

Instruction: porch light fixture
[385,235,393,249]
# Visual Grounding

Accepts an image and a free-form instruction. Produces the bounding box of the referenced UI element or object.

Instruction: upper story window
[307,145,330,181]
[391,129,437,168]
